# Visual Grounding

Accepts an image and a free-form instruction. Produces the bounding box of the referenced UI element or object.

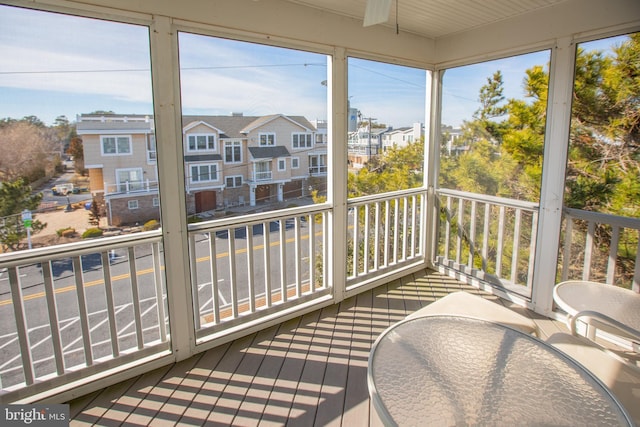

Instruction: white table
[553,280,640,346]
[367,315,634,426]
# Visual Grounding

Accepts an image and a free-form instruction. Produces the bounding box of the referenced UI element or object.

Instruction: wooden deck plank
[69,269,587,427]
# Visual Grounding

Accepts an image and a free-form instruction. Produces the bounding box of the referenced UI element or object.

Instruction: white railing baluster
[247,225,256,313]
[444,196,452,259]
[583,221,595,281]
[393,198,399,265]
[126,248,144,350]
[189,235,201,329]
[384,199,390,267]
[208,232,221,322]
[279,219,287,303]
[152,242,167,341]
[100,252,119,357]
[634,232,640,292]
[263,222,272,308]
[402,197,409,262]
[456,198,465,265]
[73,256,93,365]
[228,229,238,317]
[511,208,522,284]
[41,261,65,374]
[527,211,538,289]
[411,195,417,258]
[294,217,302,297]
[8,266,35,385]
[309,214,316,293]
[469,200,477,267]
[606,225,620,285]
[352,206,359,276]
[364,204,370,274]
[562,215,573,281]
[482,203,490,271]
[374,201,380,271]
[496,206,505,278]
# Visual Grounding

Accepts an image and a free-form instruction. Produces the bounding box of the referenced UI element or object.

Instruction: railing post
[530,37,575,315]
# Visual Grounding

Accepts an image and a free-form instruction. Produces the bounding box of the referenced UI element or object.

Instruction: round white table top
[368,315,634,426]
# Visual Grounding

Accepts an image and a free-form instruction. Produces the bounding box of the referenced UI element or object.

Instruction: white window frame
[291,157,300,169]
[225,175,243,188]
[128,200,139,210]
[147,134,157,163]
[116,167,144,192]
[152,197,160,207]
[259,133,276,146]
[292,133,312,149]
[278,158,286,171]
[187,134,216,152]
[101,135,132,156]
[224,140,242,163]
[190,163,219,183]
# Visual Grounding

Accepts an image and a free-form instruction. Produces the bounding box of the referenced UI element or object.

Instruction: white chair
[406,291,538,335]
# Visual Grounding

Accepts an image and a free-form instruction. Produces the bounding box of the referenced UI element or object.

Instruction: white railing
[187,205,330,343]
[346,188,426,289]
[436,189,539,297]
[0,231,169,403]
[561,207,640,291]
[253,171,272,181]
[105,180,159,195]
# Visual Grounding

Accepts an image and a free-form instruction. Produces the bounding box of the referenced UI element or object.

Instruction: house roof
[182,114,316,138]
[76,114,154,134]
[248,146,291,159]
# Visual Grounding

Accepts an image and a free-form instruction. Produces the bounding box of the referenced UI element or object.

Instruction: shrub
[143,219,160,231]
[56,227,76,238]
[82,227,103,239]
[56,227,74,237]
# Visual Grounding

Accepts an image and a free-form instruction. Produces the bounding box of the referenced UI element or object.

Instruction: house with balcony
[1,0,639,425]
[76,114,159,226]
[381,122,424,151]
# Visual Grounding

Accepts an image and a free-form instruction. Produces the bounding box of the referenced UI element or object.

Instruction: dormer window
[188,134,216,151]
[259,133,275,146]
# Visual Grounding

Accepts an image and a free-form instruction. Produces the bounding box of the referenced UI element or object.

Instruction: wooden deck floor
[68,269,566,426]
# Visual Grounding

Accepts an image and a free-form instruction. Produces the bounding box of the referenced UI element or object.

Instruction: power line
[0,62,326,76]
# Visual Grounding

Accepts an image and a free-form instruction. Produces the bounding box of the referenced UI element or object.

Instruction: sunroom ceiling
[285,0,570,39]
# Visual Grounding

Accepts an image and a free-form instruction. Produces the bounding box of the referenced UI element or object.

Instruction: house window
[292,157,299,169]
[292,133,312,148]
[309,155,327,174]
[226,175,243,188]
[259,133,275,146]
[153,197,160,207]
[188,134,216,151]
[147,134,156,162]
[101,136,132,155]
[116,168,144,192]
[191,164,218,182]
[255,161,271,180]
[128,200,139,210]
[278,159,286,171]
[224,140,242,163]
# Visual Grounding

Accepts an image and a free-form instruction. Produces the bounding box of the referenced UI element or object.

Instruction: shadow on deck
[68,269,557,426]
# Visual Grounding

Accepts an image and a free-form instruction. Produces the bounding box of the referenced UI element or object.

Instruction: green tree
[0,179,46,252]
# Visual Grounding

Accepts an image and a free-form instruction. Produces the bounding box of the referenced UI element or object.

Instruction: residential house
[79,113,323,225]
[381,122,424,151]
[76,114,158,226]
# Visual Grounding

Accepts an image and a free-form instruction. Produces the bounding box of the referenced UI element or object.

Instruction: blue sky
[0,4,628,128]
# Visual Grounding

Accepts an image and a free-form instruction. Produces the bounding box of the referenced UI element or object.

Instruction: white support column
[277,183,284,202]
[531,37,576,316]
[424,69,440,268]
[149,16,196,360]
[330,47,348,302]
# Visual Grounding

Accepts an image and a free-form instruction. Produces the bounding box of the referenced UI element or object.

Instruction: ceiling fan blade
[363,0,393,27]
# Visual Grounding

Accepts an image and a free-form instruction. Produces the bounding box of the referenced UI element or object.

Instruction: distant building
[78,113,326,226]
